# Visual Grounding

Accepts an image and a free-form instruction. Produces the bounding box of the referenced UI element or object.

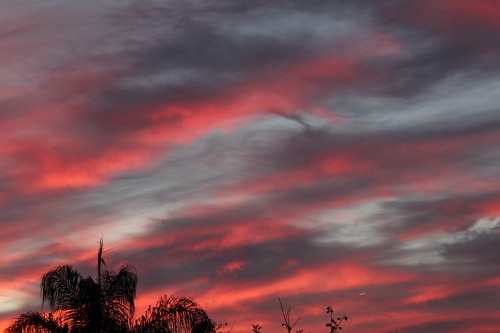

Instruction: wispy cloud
[1,1,499,332]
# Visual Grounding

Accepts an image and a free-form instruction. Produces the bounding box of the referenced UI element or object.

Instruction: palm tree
[6,239,136,333]
[5,240,216,333]
[132,295,215,333]
[4,312,69,333]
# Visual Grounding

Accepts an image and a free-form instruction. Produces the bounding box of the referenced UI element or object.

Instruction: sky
[1,0,499,332]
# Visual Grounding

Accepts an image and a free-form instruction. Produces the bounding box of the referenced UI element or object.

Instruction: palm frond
[40,265,97,328]
[41,265,83,313]
[4,312,68,333]
[133,295,215,333]
[101,265,137,328]
[73,276,101,329]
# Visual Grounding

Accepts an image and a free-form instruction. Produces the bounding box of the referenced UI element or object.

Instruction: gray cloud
[2,1,500,332]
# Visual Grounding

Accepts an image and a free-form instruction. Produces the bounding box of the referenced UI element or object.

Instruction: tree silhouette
[5,312,69,333]
[5,240,216,333]
[132,295,215,333]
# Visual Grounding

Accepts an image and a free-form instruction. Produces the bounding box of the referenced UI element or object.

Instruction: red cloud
[3,53,363,194]
[396,0,500,32]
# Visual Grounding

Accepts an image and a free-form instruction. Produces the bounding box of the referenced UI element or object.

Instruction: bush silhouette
[252,299,347,333]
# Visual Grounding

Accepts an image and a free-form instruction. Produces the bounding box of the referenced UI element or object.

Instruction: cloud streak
[1,1,499,332]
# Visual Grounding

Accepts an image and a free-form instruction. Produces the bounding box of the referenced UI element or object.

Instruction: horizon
[1,1,500,332]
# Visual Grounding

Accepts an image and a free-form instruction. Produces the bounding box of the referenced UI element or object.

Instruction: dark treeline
[5,240,347,333]
[5,240,217,333]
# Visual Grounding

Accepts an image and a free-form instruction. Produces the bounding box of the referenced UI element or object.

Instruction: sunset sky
[1,1,500,332]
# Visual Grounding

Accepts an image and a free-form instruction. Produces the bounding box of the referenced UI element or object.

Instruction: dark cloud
[1,1,500,332]
[417,288,500,313]
[441,226,500,269]
[380,193,500,237]
[398,318,500,333]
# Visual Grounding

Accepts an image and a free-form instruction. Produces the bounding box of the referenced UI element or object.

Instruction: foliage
[4,240,216,333]
[37,263,137,332]
[279,298,301,333]
[4,312,68,333]
[132,295,215,333]
[325,307,347,333]
[252,300,347,333]
[251,324,262,333]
